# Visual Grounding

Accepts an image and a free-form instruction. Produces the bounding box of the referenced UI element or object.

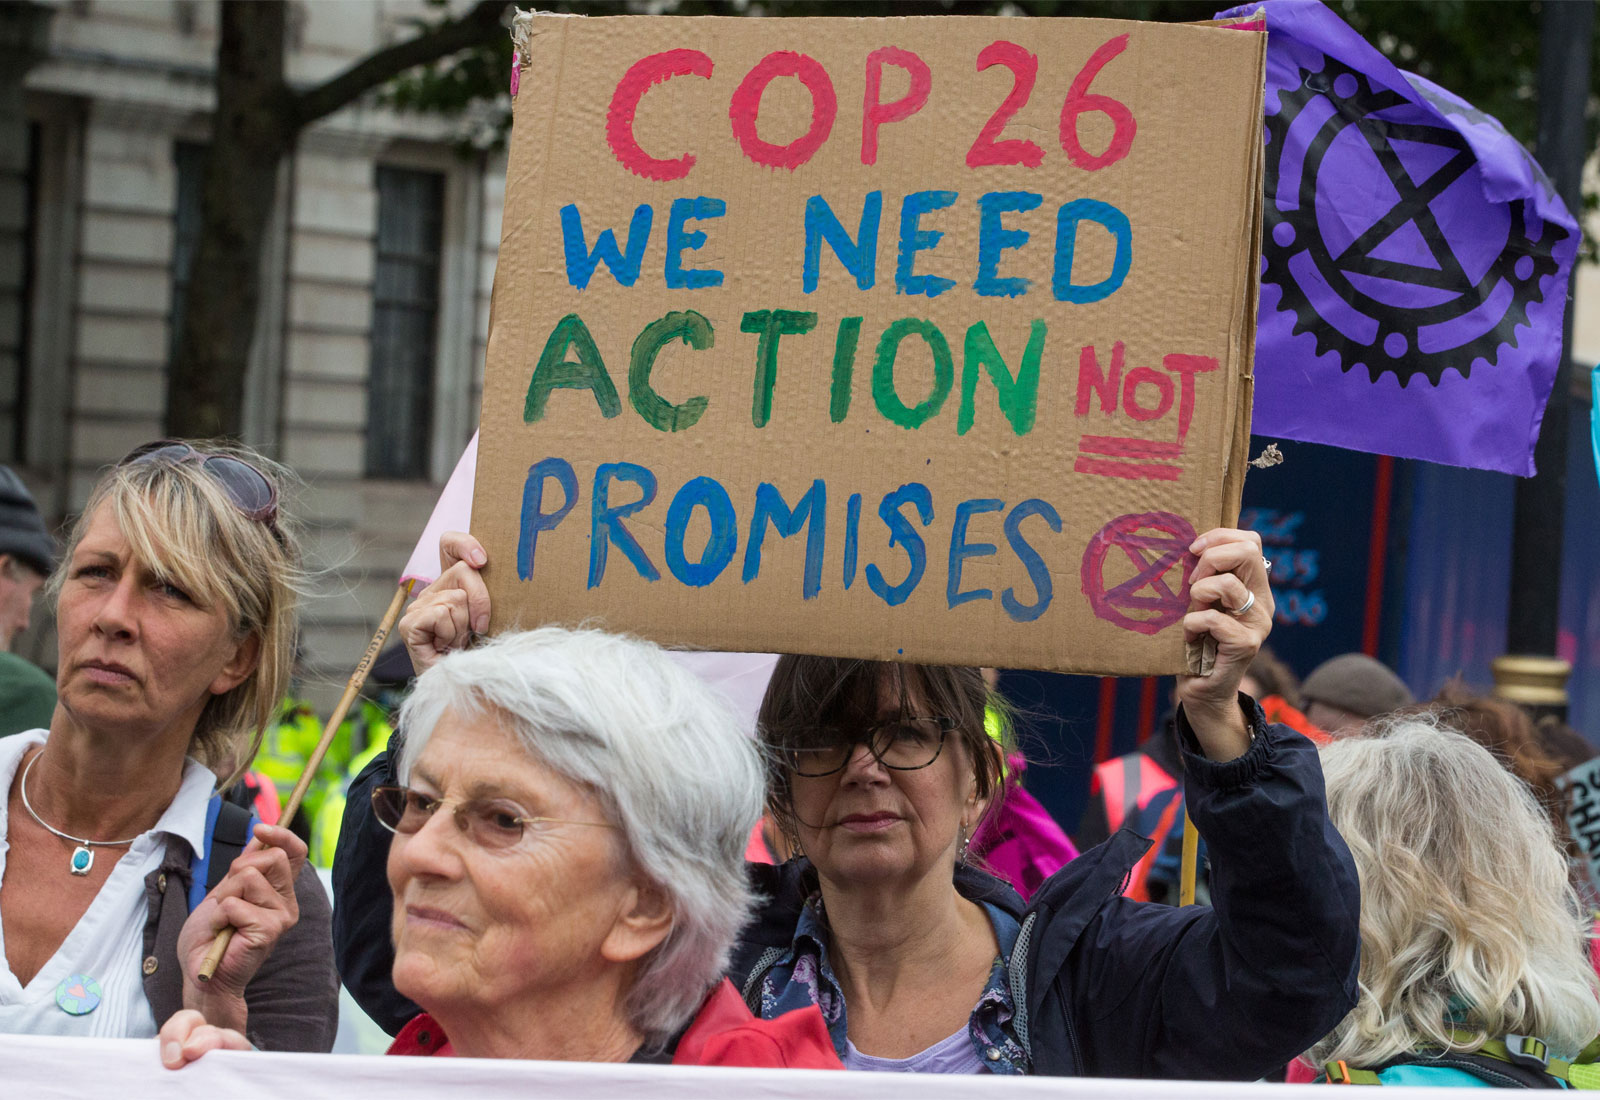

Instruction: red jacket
[671,979,841,1068]
[388,979,842,1069]
[1258,695,1330,746]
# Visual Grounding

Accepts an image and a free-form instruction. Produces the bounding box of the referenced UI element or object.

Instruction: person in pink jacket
[969,696,1077,901]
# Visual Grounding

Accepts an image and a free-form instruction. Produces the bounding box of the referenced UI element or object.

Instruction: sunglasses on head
[119,440,282,545]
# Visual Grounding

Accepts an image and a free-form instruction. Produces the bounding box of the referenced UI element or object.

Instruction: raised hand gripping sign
[473,13,1265,676]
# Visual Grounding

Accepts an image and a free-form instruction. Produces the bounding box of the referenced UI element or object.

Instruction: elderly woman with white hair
[1307,715,1600,1086]
[161,626,840,1067]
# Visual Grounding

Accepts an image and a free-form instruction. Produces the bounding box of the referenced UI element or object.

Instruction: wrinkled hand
[158,1009,252,1069]
[1175,527,1274,762]
[398,531,491,674]
[178,823,305,1033]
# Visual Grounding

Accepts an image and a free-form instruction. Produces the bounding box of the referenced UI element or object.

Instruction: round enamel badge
[55,974,102,1016]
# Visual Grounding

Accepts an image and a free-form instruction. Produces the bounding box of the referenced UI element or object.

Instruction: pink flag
[402,435,777,733]
[401,433,479,585]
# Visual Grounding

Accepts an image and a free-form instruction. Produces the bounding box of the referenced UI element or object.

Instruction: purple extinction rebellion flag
[1218,0,1579,476]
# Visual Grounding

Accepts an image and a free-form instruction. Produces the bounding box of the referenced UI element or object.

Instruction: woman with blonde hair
[1309,715,1600,1086]
[0,441,336,1048]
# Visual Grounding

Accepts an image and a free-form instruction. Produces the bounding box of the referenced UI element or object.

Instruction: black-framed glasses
[371,784,618,850]
[120,440,282,543]
[781,716,957,777]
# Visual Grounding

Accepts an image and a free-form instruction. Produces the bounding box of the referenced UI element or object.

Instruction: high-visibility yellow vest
[311,732,390,869]
[254,697,390,837]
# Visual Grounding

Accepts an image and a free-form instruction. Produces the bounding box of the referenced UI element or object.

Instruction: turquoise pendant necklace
[18,752,140,875]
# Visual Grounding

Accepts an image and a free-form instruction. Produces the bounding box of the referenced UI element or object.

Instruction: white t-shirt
[0,730,214,1037]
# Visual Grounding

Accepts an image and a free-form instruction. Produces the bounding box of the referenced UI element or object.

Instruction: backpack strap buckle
[1502,1034,1549,1071]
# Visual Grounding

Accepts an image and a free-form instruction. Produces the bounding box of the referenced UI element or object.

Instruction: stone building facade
[4,0,503,707]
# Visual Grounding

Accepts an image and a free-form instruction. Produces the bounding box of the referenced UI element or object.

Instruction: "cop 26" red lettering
[604,36,1137,180]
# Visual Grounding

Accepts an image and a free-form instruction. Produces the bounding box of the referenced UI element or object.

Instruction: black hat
[0,467,54,577]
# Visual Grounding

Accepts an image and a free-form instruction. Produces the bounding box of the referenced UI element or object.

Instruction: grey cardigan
[141,837,338,1052]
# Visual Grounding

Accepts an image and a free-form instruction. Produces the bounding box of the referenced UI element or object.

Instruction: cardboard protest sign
[1558,758,1600,896]
[473,13,1265,675]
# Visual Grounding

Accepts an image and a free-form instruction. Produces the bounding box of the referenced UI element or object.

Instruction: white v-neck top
[0,730,213,1037]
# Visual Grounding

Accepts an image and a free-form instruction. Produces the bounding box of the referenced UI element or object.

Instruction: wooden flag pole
[198,579,416,982]
[1178,807,1199,907]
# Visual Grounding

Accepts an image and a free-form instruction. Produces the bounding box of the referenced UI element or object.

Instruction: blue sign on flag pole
[1590,364,1599,490]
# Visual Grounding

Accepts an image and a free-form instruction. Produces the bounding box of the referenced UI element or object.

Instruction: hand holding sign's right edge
[1175,526,1275,764]
[398,532,492,674]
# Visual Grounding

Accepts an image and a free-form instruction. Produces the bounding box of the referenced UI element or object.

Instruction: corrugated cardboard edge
[510,7,583,54]
[1186,19,1266,678]
[1221,26,1267,529]
[472,10,575,571]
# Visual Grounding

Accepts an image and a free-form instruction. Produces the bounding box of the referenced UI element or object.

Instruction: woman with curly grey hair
[1308,714,1600,1086]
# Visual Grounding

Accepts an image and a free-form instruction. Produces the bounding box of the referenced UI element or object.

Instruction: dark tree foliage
[168,0,510,439]
[393,0,1595,162]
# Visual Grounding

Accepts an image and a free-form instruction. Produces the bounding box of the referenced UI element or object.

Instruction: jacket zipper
[1010,909,1085,1074]
[1064,985,1085,1073]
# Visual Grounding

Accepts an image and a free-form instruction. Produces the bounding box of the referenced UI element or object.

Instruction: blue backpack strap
[188,795,259,911]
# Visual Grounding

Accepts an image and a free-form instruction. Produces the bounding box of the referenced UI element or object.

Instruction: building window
[170,141,206,367]
[3,122,42,461]
[367,166,444,479]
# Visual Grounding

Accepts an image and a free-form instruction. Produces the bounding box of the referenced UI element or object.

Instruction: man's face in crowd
[0,556,46,651]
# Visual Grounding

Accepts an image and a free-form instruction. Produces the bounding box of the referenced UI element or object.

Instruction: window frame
[366,144,482,483]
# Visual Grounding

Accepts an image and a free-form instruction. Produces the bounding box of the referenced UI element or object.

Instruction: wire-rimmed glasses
[371,784,618,850]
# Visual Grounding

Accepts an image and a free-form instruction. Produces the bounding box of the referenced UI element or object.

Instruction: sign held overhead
[474,12,1266,675]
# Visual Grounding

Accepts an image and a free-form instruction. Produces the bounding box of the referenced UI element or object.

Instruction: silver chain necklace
[18,751,141,876]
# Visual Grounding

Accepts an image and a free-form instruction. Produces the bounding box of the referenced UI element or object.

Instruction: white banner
[0,1033,1468,1098]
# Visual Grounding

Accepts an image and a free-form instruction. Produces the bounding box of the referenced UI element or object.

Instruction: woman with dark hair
[1242,647,1325,744]
[738,596,1358,1077]
[334,526,1360,1077]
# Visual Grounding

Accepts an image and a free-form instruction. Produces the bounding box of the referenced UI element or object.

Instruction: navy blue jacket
[334,700,1360,1076]
[332,736,419,1034]
[730,703,1361,1079]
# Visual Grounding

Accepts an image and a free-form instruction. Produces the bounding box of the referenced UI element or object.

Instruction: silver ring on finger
[1226,590,1256,617]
